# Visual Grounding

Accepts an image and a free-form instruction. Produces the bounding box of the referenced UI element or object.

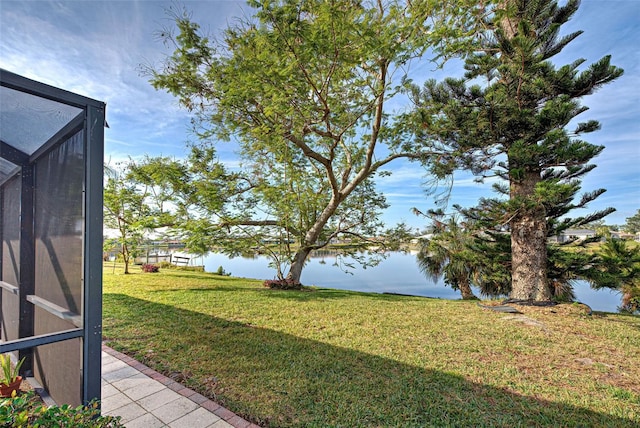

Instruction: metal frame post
[18,164,35,375]
[82,103,105,403]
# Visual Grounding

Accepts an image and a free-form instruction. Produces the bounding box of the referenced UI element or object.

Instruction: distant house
[410,234,434,244]
[612,231,640,242]
[549,229,596,244]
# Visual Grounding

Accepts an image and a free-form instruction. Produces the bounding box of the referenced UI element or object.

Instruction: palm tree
[417,217,478,300]
[586,239,640,313]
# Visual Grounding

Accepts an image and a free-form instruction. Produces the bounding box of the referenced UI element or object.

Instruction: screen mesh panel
[33,131,84,405]
[1,175,21,342]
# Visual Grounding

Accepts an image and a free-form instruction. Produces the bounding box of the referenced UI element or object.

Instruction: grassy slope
[103,265,640,427]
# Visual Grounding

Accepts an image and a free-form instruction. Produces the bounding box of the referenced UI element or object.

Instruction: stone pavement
[101,345,260,428]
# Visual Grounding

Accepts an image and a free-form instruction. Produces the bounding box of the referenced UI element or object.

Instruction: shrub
[141,264,160,273]
[263,278,303,290]
[215,265,232,276]
[0,391,124,427]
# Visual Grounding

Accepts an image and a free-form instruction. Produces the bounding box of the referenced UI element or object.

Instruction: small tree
[384,222,416,252]
[103,165,153,274]
[586,239,640,313]
[408,0,623,301]
[416,215,479,300]
[624,209,640,234]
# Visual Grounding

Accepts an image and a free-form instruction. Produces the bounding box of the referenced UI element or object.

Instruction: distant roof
[561,229,595,234]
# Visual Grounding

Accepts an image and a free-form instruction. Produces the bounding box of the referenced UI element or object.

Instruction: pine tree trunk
[459,279,477,300]
[501,1,549,301]
[509,172,551,301]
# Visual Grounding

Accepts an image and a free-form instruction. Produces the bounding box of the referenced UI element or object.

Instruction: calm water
[184,251,623,313]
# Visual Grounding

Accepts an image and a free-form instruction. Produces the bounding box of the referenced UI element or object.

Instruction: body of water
[182,251,623,313]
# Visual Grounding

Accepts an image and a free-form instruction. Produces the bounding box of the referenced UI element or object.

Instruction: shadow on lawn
[154,272,252,283]
[156,284,431,303]
[260,287,431,303]
[103,293,637,428]
[592,312,640,330]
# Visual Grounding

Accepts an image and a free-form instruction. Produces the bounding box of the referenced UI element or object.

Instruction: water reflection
[195,251,623,313]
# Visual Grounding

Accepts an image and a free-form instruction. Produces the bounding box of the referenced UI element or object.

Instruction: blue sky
[1,0,638,230]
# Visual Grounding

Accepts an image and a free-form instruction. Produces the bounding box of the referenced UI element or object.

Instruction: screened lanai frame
[0,69,105,406]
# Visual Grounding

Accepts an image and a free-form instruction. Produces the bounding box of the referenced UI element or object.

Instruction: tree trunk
[286,246,312,284]
[509,172,551,301]
[122,244,130,275]
[459,279,477,300]
[285,193,344,284]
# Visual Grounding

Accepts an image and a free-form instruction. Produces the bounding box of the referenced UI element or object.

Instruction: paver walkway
[101,345,260,428]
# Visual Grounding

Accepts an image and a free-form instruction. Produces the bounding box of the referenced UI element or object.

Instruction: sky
[1,0,638,231]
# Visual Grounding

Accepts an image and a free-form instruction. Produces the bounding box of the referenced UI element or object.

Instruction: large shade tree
[408,0,623,301]
[147,0,484,284]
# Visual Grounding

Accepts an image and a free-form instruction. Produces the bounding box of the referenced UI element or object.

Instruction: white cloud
[1,0,637,228]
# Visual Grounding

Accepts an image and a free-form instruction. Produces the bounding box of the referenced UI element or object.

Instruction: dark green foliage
[624,210,640,234]
[416,216,479,299]
[0,391,124,427]
[409,0,623,300]
[584,239,640,313]
[215,265,232,276]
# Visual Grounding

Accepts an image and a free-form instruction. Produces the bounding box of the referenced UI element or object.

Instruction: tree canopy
[146,0,485,284]
[624,210,640,234]
[408,0,623,301]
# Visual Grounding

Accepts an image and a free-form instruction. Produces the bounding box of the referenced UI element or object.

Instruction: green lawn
[103,264,640,427]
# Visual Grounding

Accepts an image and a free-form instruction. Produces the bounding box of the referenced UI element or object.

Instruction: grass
[103,264,640,427]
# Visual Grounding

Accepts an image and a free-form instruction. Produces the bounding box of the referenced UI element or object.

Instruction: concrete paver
[168,407,222,427]
[105,402,147,424]
[208,420,235,428]
[137,389,183,412]
[152,396,200,424]
[101,345,259,428]
[125,412,166,428]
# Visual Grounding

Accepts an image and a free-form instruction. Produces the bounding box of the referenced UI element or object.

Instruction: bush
[263,278,303,290]
[0,391,124,427]
[141,264,160,273]
[215,265,232,276]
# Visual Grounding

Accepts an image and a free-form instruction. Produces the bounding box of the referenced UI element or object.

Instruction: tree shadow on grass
[154,272,257,283]
[260,287,432,303]
[103,293,638,428]
[147,282,431,303]
[591,312,640,330]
